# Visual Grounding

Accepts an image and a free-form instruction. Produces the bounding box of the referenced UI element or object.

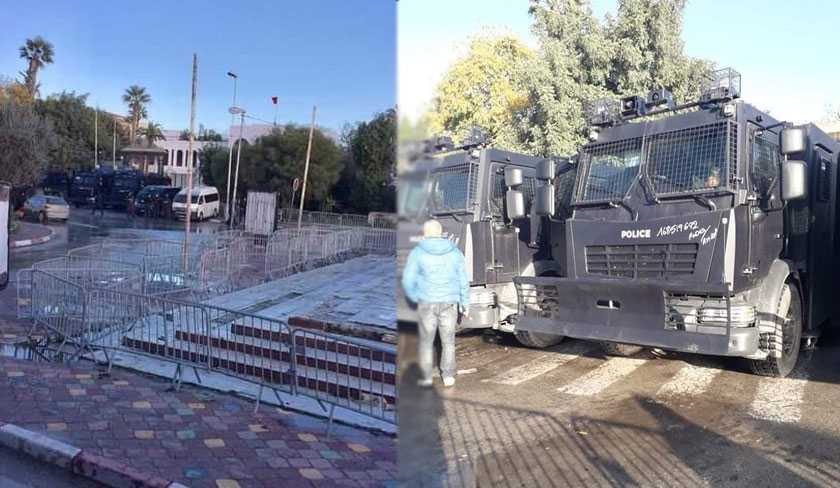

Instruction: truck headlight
[698,305,755,327]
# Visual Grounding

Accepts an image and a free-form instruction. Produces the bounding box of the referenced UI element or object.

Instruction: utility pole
[184,53,198,270]
[225,71,238,221]
[297,105,317,230]
[112,118,117,165]
[230,109,246,228]
[94,107,99,168]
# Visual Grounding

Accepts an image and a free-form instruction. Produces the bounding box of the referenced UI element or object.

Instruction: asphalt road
[1,207,222,323]
[399,322,840,487]
[0,446,103,487]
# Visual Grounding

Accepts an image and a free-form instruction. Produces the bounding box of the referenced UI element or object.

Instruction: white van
[172,186,220,221]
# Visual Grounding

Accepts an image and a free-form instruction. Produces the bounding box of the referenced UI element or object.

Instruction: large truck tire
[748,282,802,378]
[599,341,644,357]
[515,330,564,348]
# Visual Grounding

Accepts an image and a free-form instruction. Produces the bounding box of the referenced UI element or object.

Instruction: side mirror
[781,160,807,201]
[505,189,526,220]
[536,159,555,180]
[535,185,555,216]
[780,127,807,155]
[0,183,9,291]
[504,167,523,187]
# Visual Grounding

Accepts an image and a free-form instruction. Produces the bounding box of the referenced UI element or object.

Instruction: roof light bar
[584,98,620,127]
[700,67,741,104]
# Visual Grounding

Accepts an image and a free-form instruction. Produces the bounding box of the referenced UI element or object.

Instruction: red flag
[271,96,278,105]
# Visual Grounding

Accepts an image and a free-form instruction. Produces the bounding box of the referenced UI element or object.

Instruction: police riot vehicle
[513,68,839,377]
[398,134,570,344]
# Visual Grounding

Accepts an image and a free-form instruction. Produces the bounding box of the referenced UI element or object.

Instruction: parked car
[172,186,220,221]
[23,194,70,223]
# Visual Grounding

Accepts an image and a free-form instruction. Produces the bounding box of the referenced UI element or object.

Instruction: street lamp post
[224,71,237,221]
[229,106,246,228]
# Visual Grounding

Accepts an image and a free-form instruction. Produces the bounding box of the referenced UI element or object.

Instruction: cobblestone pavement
[0,356,397,487]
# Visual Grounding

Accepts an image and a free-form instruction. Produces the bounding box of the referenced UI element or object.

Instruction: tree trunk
[26,59,38,98]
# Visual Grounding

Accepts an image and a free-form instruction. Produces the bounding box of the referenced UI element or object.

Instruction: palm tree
[122,85,151,145]
[140,122,164,146]
[139,122,164,173]
[18,36,55,98]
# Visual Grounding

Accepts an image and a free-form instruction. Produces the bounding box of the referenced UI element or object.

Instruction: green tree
[18,36,54,98]
[34,92,126,171]
[429,34,535,151]
[122,85,151,145]
[519,0,712,156]
[202,126,343,210]
[336,109,396,213]
[0,100,55,187]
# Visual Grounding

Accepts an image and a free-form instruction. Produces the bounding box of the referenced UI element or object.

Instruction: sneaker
[417,378,433,388]
[442,376,455,387]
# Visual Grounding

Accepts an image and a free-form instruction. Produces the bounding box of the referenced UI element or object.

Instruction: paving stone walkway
[0,356,397,487]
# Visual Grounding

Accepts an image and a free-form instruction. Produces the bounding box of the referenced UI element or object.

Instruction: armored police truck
[514,68,839,377]
[398,135,564,344]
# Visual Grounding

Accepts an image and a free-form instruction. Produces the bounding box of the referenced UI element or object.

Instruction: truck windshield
[645,123,731,196]
[428,165,474,214]
[397,176,431,218]
[577,139,643,203]
[576,122,734,203]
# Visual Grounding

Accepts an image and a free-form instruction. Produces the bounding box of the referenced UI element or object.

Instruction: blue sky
[0,1,396,134]
[399,0,840,124]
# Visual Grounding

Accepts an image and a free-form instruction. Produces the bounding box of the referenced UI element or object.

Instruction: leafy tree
[430,1,712,157]
[181,126,223,142]
[429,34,535,152]
[18,36,54,98]
[201,125,343,210]
[34,91,126,171]
[0,100,55,187]
[336,109,396,213]
[520,0,713,156]
[0,77,31,106]
[122,85,151,145]
[199,143,228,190]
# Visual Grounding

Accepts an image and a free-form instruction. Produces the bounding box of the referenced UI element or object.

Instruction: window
[818,157,832,202]
[489,167,535,216]
[205,193,219,203]
[751,135,780,197]
[646,123,731,195]
[578,138,643,202]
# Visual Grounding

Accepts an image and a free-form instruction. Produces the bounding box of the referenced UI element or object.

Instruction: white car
[23,195,70,223]
[172,186,220,221]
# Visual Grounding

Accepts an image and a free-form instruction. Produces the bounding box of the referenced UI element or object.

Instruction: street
[0,446,102,487]
[1,208,222,326]
[399,324,840,487]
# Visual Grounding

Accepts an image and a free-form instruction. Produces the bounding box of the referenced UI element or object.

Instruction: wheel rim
[782,299,797,357]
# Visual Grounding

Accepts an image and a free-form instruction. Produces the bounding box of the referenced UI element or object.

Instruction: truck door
[486,164,534,283]
[748,129,784,281]
[809,146,836,328]
[0,182,9,291]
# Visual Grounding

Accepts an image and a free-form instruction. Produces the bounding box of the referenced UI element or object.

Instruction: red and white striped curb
[0,422,187,488]
[10,228,54,248]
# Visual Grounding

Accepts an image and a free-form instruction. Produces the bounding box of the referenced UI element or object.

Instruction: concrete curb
[10,226,54,248]
[0,422,186,488]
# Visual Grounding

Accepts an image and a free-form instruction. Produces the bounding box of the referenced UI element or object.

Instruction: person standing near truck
[402,219,470,387]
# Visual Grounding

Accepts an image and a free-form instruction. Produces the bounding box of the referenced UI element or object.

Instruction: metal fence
[30,282,396,424]
[276,208,396,229]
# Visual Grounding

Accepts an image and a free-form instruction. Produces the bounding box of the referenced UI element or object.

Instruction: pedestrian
[401,219,469,387]
[92,178,105,217]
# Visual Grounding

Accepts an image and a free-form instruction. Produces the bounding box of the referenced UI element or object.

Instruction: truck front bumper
[515,276,761,358]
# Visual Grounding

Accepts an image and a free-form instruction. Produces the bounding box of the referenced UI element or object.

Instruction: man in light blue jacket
[402,219,470,387]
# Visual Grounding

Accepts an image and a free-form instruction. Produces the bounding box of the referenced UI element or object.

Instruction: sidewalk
[10,221,53,248]
[0,356,397,487]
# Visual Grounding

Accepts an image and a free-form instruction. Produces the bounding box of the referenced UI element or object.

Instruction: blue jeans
[417,302,457,382]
